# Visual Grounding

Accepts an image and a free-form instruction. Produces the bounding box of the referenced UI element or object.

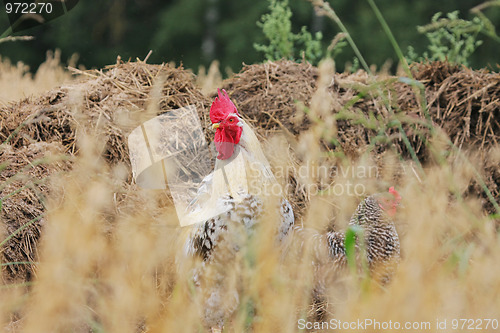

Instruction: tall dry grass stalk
[0,55,498,333]
[0,50,77,106]
[196,61,223,96]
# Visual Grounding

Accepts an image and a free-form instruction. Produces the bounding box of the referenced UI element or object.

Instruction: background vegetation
[0,0,499,73]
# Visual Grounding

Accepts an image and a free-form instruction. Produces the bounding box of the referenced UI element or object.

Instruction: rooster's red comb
[210,89,239,124]
[388,187,401,203]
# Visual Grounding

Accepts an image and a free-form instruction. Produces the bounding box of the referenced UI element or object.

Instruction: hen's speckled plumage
[327,191,401,282]
[294,188,401,305]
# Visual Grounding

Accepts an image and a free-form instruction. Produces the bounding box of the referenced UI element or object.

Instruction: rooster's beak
[212,123,220,130]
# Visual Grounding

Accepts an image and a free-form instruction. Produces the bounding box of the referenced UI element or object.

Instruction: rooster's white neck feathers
[214,118,277,196]
[182,118,278,226]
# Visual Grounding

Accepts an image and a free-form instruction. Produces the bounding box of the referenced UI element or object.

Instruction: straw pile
[0,60,212,166]
[413,61,499,149]
[223,61,317,136]
[0,142,70,281]
[223,60,499,214]
[224,60,499,158]
[0,59,211,281]
[1,58,499,282]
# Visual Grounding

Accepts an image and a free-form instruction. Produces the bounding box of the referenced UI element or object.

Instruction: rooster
[180,89,294,332]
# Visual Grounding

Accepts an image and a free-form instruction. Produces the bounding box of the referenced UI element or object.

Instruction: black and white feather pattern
[294,193,400,292]
[182,192,294,329]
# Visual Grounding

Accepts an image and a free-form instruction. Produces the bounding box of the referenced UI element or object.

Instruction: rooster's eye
[229,118,234,122]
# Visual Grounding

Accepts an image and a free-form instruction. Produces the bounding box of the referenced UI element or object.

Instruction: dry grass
[0,57,499,333]
[196,60,224,96]
[0,50,77,107]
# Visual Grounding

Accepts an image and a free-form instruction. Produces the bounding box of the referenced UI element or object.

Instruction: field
[0,51,499,333]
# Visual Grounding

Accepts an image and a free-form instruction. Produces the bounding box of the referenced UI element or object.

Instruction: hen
[326,187,401,282]
[294,187,401,316]
[180,90,294,332]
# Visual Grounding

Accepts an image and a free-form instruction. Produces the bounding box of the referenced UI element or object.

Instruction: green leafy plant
[254,0,323,63]
[406,11,484,66]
